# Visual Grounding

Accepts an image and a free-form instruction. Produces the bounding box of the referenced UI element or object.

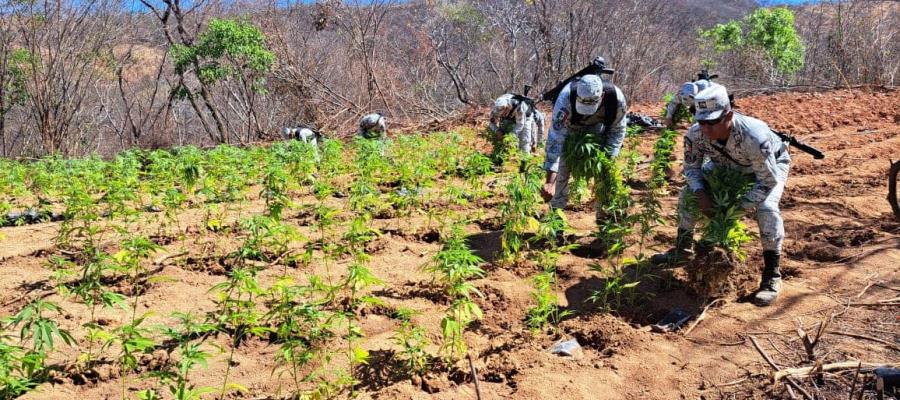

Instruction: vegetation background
[0,0,896,156]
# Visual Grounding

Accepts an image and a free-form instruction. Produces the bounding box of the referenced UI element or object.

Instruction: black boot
[650,228,694,266]
[753,251,782,306]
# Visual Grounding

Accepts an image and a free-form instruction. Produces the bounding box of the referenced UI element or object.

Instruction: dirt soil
[2,87,899,399]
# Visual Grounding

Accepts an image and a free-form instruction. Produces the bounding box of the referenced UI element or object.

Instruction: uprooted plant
[683,167,757,297]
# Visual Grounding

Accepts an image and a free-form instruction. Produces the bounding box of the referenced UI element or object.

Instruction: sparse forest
[0,0,897,156]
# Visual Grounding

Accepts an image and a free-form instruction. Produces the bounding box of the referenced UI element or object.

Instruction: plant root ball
[684,246,758,299]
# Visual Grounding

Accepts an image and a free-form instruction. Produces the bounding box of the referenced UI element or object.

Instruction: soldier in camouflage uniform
[540,74,628,223]
[358,113,387,139]
[489,93,545,154]
[663,79,711,128]
[651,84,791,306]
[283,125,320,147]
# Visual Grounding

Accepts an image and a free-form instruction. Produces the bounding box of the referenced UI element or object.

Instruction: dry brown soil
[2,87,899,399]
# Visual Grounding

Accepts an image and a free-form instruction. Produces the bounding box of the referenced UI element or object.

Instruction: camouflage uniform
[358,113,387,139]
[489,94,545,154]
[283,127,319,147]
[679,112,791,253]
[664,79,710,123]
[543,76,628,219]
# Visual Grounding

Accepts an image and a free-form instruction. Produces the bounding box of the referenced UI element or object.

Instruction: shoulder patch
[552,109,569,131]
[759,139,773,157]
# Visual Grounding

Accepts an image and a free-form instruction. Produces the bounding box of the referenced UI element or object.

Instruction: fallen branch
[153,250,188,265]
[888,159,900,221]
[847,362,862,400]
[848,302,899,307]
[749,335,813,400]
[828,330,900,351]
[773,361,897,382]
[684,298,725,337]
[467,353,482,400]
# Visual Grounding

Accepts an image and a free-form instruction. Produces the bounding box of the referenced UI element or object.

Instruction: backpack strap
[601,81,617,130]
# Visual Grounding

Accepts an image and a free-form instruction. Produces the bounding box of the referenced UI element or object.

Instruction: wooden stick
[848,302,899,307]
[828,330,900,351]
[684,299,725,337]
[749,335,813,400]
[855,277,878,299]
[847,362,861,400]
[153,250,188,265]
[773,361,896,382]
[467,353,482,400]
[874,283,900,292]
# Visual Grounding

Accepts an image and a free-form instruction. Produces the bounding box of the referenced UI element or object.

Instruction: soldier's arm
[534,110,545,146]
[743,133,782,209]
[683,128,705,192]
[488,105,500,133]
[664,95,679,120]
[603,90,628,157]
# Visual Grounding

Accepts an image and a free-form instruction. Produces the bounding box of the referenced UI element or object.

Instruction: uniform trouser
[499,120,535,154]
[549,154,604,224]
[676,161,790,253]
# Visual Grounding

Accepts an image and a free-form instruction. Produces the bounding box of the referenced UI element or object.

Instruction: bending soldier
[489,93,545,154]
[663,79,711,128]
[651,84,791,306]
[540,74,628,224]
[358,113,387,139]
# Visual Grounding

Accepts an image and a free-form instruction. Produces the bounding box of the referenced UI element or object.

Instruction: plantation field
[1,88,899,399]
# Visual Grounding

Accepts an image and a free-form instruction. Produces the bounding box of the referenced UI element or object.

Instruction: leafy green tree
[171,18,274,143]
[700,7,805,82]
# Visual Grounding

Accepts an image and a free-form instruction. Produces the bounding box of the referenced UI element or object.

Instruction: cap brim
[695,109,724,121]
[575,102,600,115]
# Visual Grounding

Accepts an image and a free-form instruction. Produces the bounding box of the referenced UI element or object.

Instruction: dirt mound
[560,313,636,352]
[684,246,759,298]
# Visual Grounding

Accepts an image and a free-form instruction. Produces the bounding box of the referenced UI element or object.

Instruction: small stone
[549,338,583,359]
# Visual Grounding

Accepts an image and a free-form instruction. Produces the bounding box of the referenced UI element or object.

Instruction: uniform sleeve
[543,87,571,173]
[664,96,679,119]
[534,110,545,145]
[603,89,628,157]
[683,127,705,192]
[743,132,782,208]
[488,105,500,133]
[375,116,387,138]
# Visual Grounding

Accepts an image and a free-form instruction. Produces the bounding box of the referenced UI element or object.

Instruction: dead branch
[889,160,900,221]
[847,361,862,400]
[827,331,900,352]
[153,251,189,265]
[749,335,813,400]
[684,298,725,337]
[467,353,482,400]
[773,361,897,383]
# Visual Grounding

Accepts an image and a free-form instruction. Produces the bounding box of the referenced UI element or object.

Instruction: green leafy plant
[424,224,485,362]
[685,167,757,259]
[660,93,693,125]
[391,309,432,377]
[525,209,575,332]
[0,299,75,398]
[587,268,641,312]
[498,160,543,264]
[700,7,805,80]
